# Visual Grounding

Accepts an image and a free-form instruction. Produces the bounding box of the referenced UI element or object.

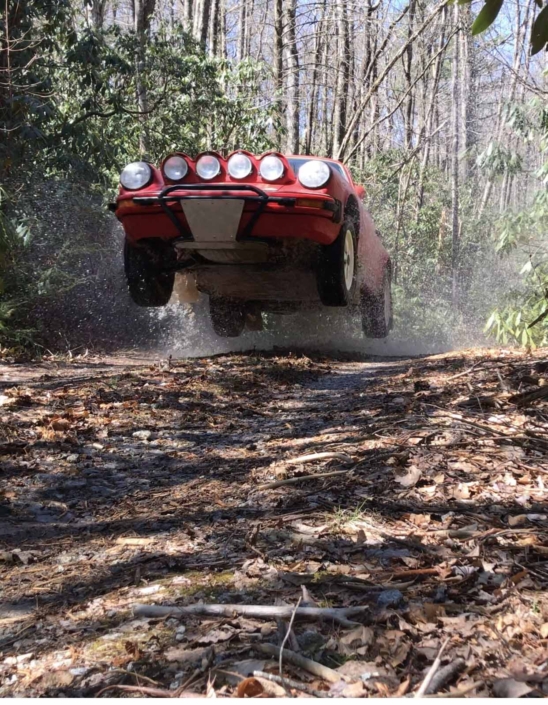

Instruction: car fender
[355,203,389,295]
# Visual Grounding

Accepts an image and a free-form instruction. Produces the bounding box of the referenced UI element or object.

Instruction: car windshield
[288,157,349,182]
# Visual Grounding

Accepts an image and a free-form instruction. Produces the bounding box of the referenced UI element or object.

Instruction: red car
[111,151,393,338]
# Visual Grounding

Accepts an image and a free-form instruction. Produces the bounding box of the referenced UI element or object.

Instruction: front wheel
[209,297,246,338]
[361,267,393,339]
[317,220,358,307]
[124,240,175,307]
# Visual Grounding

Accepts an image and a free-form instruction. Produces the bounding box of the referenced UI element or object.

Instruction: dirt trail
[0,347,547,697]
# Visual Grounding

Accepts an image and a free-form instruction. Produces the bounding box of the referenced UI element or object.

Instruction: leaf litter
[0,347,547,696]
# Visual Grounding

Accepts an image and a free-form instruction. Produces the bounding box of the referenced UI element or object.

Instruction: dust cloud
[150,273,454,360]
[57,224,490,358]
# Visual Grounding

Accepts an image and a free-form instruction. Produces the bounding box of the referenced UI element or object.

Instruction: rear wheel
[209,297,246,337]
[361,267,393,339]
[317,219,358,307]
[124,240,175,307]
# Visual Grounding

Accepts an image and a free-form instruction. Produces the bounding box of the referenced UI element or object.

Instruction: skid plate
[181,199,244,243]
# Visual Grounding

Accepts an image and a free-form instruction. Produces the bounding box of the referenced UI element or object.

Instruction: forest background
[1,0,547,353]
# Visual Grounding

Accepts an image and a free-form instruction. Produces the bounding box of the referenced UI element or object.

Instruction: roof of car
[285,155,343,165]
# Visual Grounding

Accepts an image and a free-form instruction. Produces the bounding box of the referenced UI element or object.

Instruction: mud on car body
[111,151,393,338]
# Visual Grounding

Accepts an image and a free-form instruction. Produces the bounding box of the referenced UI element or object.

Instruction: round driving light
[196,154,221,180]
[298,160,331,188]
[259,155,284,181]
[163,155,188,181]
[228,153,252,179]
[120,161,152,190]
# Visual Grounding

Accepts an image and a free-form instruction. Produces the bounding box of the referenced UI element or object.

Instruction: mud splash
[151,274,455,359]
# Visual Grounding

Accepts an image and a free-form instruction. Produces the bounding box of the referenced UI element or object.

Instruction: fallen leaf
[224,660,265,685]
[509,569,528,585]
[395,465,422,488]
[394,676,411,697]
[41,671,74,689]
[508,515,527,527]
[51,417,71,432]
[540,624,548,639]
[492,678,532,698]
[198,628,234,645]
[340,681,365,697]
[237,677,264,698]
[115,537,154,546]
[423,603,446,622]
[452,483,471,500]
[165,646,211,664]
[340,625,374,648]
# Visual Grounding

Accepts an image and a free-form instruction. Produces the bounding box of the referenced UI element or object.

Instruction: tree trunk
[237,0,246,60]
[450,2,460,310]
[284,0,299,153]
[193,0,211,48]
[305,2,325,154]
[89,0,107,30]
[403,0,417,150]
[182,0,193,32]
[332,0,350,157]
[273,0,284,146]
[209,0,220,56]
[417,8,447,209]
[134,0,156,157]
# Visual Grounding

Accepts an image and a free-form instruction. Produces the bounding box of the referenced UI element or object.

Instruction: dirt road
[1,348,547,697]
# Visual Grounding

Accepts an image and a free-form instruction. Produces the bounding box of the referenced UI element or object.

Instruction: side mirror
[355,184,366,199]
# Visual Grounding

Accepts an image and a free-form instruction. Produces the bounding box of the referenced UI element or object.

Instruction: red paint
[114,152,390,295]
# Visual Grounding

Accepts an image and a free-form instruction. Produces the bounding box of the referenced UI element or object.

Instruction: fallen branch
[96,684,203,698]
[280,597,302,685]
[253,671,331,698]
[415,637,450,697]
[132,603,366,628]
[445,360,487,381]
[257,469,353,491]
[282,451,353,465]
[510,386,548,407]
[255,644,342,684]
[425,658,465,694]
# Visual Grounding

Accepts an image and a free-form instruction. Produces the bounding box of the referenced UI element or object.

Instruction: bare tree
[134,0,156,156]
[284,0,299,153]
[450,1,460,310]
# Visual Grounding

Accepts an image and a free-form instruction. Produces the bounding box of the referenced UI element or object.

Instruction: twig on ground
[510,386,548,407]
[255,643,342,683]
[257,469,354,491]
[132,603,367,628]
[0,623,34,649]
[282,451,353,465]
[445,360,487,381]
[280,596,302,686]
[95,683,203,698]
[253,671,332,698]
[425,658,466,694]
[415,637,450,697]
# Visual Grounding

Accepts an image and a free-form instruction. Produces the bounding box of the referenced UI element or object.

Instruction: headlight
[259,155,284,181]
[196,154,221,180]
[298,160,331,188]
[228,153,252,179]
[120,161,152,190]
[163,155,188,181]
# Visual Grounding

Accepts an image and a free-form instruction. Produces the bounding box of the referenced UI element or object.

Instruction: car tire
[360,266,393,339]
[124,240,175,307]
[209,297,246,337]
[317,219,358,306]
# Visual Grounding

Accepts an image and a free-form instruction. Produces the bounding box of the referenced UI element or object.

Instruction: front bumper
[110,183,341,245]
